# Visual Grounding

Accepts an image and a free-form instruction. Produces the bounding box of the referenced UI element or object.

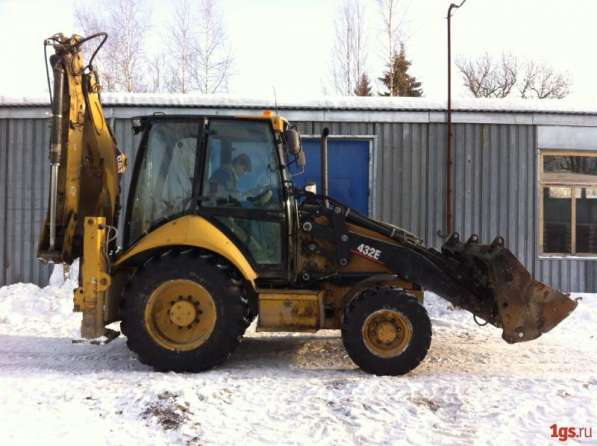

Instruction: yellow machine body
[73,217,112,338]
[257,290,324,332]
[113,214,257,282]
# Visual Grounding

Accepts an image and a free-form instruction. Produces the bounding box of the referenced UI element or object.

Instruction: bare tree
[167,0,195,93]
[457,53,571,99]
[377,0,404,96]
[456,53,517,98]
[75,5,117,91]
[331,0,367,95]
[148,53,168,93]
[519,61,571,99]
[190,0,233,94]
[75,0,149,92]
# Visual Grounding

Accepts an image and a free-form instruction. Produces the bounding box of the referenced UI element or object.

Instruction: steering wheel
[246,186,273,206]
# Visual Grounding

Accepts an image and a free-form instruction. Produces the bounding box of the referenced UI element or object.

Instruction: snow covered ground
[0,269,595,446]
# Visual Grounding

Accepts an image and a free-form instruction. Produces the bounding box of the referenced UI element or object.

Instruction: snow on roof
[1,93,597,115]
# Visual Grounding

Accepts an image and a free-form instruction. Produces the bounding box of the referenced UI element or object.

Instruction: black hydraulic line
[43,42,53,104]
[73,32,108,71]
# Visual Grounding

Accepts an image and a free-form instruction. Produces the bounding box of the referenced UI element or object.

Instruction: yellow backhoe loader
[37,33,577,375]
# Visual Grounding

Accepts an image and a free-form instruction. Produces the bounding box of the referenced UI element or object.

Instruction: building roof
[2,93,597,115]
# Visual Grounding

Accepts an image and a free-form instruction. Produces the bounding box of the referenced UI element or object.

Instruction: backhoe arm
[37,33,126,264]
[37,33,126,338]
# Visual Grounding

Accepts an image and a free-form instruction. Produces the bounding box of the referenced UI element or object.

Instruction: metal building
[2,95,597,291]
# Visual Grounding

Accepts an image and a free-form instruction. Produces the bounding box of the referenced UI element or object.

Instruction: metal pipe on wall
[446,0,466,235]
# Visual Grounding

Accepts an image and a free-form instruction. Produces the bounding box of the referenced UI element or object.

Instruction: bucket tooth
[443,232,461,252]
[489,236,505,251]
[465,234,479,247]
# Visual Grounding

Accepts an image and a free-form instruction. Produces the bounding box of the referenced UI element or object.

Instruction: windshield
[127,121,200,243]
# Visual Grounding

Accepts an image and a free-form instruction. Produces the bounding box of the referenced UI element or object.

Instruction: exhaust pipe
[320,127,329,207]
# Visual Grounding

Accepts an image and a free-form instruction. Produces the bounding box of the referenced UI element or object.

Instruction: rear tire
[341,288,431,376]
[122,249,248,372]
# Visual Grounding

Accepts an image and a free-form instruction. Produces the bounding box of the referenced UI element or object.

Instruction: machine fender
[113,215,257,283]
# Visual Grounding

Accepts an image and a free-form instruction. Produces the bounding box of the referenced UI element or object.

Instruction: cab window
[202,119,282,210]
[128,121,199,242]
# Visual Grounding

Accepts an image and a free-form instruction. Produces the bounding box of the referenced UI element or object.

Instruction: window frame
[539,149,597,257]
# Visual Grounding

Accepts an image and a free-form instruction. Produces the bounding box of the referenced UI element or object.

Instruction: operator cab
[124,115,301,279]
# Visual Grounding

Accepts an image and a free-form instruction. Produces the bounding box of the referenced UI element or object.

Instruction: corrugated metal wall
[0,119,52,285]
[1,112,596,291]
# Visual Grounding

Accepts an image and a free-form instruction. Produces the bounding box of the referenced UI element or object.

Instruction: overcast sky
[1,0,596,102]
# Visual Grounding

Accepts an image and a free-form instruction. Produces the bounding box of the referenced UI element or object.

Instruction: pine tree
[379,43,423,97]
[354,73,373,96]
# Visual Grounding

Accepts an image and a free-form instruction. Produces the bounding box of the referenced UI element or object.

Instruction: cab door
[199,118,288,278]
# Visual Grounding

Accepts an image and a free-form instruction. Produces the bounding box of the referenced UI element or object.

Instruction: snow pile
[424,291,595,343]
[0,262,81,338]
[424,291,477,328]
[555,293,597,341]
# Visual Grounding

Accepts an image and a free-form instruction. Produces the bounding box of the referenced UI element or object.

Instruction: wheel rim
[144,279,217,352]
[362,309,413,358]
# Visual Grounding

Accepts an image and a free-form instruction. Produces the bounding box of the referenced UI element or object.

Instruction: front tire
[341,288,431,376]
[122,249,248,372]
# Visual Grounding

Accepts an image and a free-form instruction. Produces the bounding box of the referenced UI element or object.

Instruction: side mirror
[285,129,302,155]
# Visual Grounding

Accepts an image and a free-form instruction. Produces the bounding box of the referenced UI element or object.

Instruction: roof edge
[2,93,597,116]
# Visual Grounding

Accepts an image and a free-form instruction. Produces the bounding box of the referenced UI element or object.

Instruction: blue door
[293,138,370,215]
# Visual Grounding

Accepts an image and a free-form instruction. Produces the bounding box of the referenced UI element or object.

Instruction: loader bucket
[486,245,577,343]
[440,234,577,343]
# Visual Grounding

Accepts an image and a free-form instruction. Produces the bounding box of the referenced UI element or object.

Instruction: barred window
[540,151,597,255]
